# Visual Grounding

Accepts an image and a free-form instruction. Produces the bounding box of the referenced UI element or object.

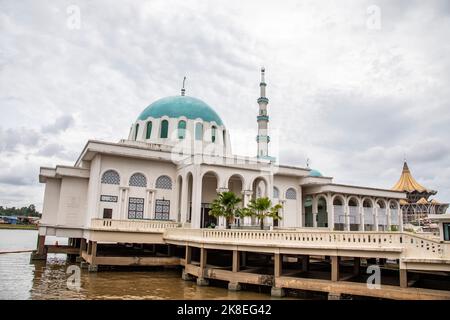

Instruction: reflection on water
[0,230,275,300]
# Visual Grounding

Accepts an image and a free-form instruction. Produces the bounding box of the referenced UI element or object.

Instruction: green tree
[246,197,283,230]
[209,191,242,228]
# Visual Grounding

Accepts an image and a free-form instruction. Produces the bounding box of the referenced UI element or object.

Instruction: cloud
[41,115,75,134]
[0,0,450,209]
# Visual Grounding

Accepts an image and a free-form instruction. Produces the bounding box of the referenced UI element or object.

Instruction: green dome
[137,96,223,126]
[309,169,323,177]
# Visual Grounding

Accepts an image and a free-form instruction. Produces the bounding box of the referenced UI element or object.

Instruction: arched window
[211,126,216,143]
[155,175,172,189]
[129,173,147,187]
[145,121,152,139]
[160,120,169,139]
[101,170,120,185]
[134,124,140,140]
[273,187,280,198]
[195,123,203,141]
[285,188,297,200]
[178,120,186,139]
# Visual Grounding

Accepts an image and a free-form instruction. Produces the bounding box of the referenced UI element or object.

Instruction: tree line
[0,204,41,217]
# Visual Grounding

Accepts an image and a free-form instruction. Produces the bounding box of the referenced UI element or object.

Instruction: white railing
[163,228,449,260]
[91,218,180,232]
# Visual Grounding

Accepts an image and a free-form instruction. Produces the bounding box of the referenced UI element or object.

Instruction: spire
[260,67,266,98]
[392,161,428,193]
[181,76,186,96]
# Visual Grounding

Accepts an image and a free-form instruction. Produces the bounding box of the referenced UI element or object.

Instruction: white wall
[56,177,88,227]
[273,175,302,228]
[41,178,61,225]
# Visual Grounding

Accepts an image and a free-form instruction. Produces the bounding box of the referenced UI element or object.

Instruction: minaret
[256,67,270,158]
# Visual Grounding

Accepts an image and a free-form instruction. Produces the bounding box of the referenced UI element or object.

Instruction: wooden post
[400,269,408,288]
[232,250,240,273]
[241,252,247,268]
[353,257,361,276]
[331,256,340,282]
[302,255,309,272]
[37,235,46,255]
[197,248,209,286]
[185,245,192,265]
[274,253,282,277]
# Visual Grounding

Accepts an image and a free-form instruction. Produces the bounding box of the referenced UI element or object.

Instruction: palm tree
[209,191,242,228]
[246,197,283,230]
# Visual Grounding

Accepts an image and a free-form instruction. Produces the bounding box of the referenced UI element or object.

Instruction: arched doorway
[333,196,345,231]
[201,171,219,228]
[376,200,387,231]
[317,196,328,228]
[251,177,269,227]
[348,197,360,231]
[363,199,374,231]
[304,196,313,227]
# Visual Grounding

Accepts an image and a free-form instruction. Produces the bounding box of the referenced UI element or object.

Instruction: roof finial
[181,76,186,96]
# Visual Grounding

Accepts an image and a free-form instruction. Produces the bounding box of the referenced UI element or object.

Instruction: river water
[0,229,276,300]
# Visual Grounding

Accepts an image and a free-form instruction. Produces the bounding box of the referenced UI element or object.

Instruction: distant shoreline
[0,224,38,230]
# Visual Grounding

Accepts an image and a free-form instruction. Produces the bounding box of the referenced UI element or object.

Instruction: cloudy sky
[1,0,450,210]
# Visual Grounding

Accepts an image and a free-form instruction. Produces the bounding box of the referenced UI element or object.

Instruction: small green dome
[309,169,323,177]
[137,96,223,126]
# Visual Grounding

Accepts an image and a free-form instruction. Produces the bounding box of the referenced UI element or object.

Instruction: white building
[38,68,406,236]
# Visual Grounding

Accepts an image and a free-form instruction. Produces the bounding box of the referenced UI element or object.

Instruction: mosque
[34,68,450,300]
[39,68,406,232]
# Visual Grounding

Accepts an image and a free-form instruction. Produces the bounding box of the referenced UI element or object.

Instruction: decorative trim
[257,115,269,121]
[257,97,269,104]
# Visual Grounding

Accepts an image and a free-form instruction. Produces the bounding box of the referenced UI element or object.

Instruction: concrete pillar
[31,235,47,261]
[228,282,241,291]
[400,269,408,288]
[353,257,361,276]
[274,253,282,277]
[88,241,98,272]
[328,293,341,300]
[331,256,340,282]
[197,247,209,286]
[271,287,285,297]
[232,250,240,273]
[182,269,194,281]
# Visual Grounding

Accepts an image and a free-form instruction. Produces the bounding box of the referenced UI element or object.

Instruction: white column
[387,205,392,231]
[399,205,404,232]
[180,178,188,223]
[375,206,379,232]
[144,189,150,219]
[345,199,350,231]
[217,187,229,229]
[327,193,333,230]
[312,196,318,228]
[242,190,252,226]
[149,190,156,219]
[192,175,203,228]
[360,204,365,232]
